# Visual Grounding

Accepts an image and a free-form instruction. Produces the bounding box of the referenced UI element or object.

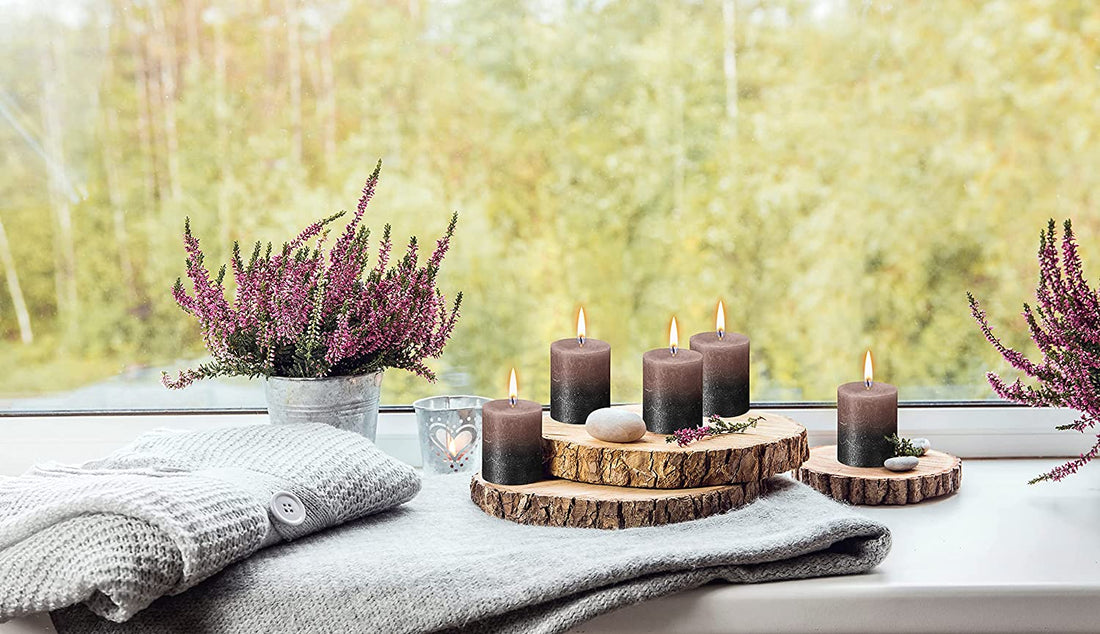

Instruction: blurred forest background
[2,0,1100,409]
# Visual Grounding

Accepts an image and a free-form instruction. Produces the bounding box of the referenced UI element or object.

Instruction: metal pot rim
[266,371,384,382]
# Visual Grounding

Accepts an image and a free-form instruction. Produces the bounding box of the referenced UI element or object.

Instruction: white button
[269,491,306,526]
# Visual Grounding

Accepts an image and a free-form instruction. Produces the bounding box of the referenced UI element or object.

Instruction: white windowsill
[573,458,1100,634]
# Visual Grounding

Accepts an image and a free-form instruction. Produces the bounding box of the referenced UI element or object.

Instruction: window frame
[0,399,1050,417]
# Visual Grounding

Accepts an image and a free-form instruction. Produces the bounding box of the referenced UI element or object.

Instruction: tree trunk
[721,0,739,126]
[286,0,303,165]
[143,12,167,206]
[319,26,337,165]
[0,215,33,344]
[663,5,685,219]
[184,0,202,78]
[672,83,685,219]
[212,14,232,252]
[132,16,163,205]
[261,12,277,125]
[100,26,137,303]
[129,20,157,206]
[38,35,79,343]
[151,0,182,202]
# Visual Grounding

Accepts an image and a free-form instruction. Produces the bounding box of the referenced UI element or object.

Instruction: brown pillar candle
[837,351,898,467]
[482,369,544,485]
[642,317,704,434]
[689,301,750,417]
[550,308,611,424]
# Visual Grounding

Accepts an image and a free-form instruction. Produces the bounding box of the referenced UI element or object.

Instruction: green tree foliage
[1,0,1099,406]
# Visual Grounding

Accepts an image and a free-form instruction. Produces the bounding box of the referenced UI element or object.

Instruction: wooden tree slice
[543,406,808,489]
[470,474,763,529]
[794,445,962,505]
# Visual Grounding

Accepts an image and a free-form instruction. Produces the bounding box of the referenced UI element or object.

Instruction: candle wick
[509,396,516,407]
[578,335,586,347]
[717,329,725,340]
[864,380,873,389]
[670,344,678,356]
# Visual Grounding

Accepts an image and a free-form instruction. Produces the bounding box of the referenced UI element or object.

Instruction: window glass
[2,0,1097,410]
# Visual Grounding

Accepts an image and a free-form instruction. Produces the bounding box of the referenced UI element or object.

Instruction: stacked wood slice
[794,445,962,505]
[471,407,809,529]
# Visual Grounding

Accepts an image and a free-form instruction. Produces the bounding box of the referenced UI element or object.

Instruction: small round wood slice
[470,474,763,530]
[794,445,962,505]
[543,406,808,489]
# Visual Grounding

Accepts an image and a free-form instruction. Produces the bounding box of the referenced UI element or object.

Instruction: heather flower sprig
[163,161,462,388]
[969,219,1100,484]
[665,414,766,447]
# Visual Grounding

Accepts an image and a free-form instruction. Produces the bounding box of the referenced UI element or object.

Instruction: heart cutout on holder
[429,423,477,461]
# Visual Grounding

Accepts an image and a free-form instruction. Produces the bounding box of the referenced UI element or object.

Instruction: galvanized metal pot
[265,371,384,441]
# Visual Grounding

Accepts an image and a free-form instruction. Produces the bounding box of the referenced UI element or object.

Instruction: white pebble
[585,408,646,443]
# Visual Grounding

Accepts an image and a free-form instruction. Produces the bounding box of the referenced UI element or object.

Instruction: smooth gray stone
[585,408,647,443]
[884,456,919,472]
[912,438,930,456]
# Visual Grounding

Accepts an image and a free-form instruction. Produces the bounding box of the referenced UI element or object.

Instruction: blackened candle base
[837,425,896,467]
[481,451,545,486]
[550,385,611,425]
[703,388,749,419]
[642,394,703,435]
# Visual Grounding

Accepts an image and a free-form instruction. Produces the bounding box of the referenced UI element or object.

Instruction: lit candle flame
[508,367,518,407]
[864,350,874,389]
[669,316,679,355]
[447,435,458,459]
[716,301,726,339]
[577,307,586,346]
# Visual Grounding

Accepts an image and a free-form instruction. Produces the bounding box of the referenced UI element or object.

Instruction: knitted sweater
[0,424,420,623]
[52,475,891,634]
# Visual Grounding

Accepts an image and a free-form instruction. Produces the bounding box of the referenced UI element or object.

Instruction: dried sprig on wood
[666,414,766,447]
[969,219,1099,483]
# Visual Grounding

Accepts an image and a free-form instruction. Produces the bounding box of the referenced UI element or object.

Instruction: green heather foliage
[2,1,1100,405]
[885,434,924,459]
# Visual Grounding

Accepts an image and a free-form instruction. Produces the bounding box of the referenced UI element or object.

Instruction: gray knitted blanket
[52,475,891,634]
[0,424,420,623]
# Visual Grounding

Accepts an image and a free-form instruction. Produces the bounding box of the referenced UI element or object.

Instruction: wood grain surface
[794,445,962,505]
[543,406,808,488]
[470,474,764,529]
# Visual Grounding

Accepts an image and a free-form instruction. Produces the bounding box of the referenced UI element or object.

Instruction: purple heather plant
[968,219,1099,484]
[163,161,462,388]
[665,414,766,447]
